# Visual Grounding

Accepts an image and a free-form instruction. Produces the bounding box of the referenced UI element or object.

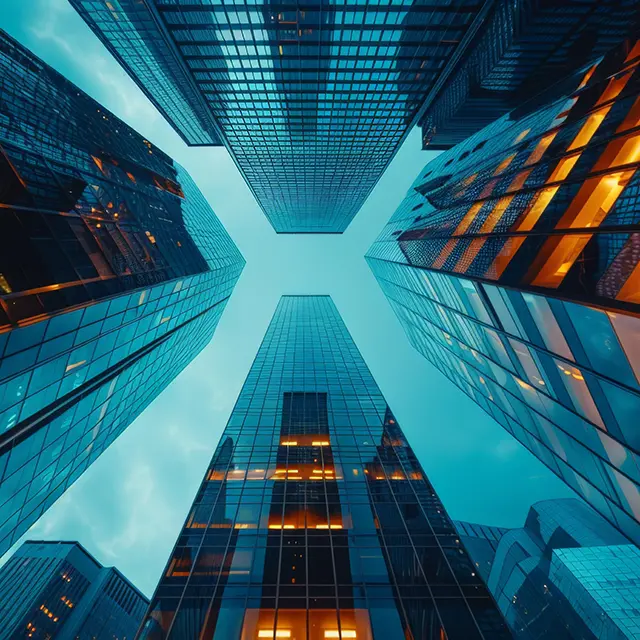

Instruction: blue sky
[2,0,574,597]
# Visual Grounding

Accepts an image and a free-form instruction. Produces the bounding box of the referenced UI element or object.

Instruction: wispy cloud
[30,0,158,124]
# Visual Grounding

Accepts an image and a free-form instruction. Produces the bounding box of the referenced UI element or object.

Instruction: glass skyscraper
[417,0,640,149]
[0,539,148,640]
[367,39,640,545]
[69,0,484,233]
[0,31,244,556]
[456,499,640,639]
[138,296,510,639]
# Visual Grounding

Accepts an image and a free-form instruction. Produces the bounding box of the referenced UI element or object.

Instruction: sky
[2,0,574,597]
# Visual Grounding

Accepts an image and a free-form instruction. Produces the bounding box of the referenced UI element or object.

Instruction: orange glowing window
[512,129,531,145]
[0,274,11,294]
[486,54,639,282]
[492,154,516,176]
[526,133,558,165]
[617,261,640,303]
[244,609,371,640]
[91,155,105,173]
[279,434,330,447]
[531,110,640,289]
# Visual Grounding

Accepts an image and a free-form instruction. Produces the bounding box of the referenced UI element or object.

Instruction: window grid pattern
[138,295,510,639]
[0,32,244,557]
[550,545,640,640]
[70,0,482,232]
[368,41,640,314]
[0,540,148,640]
[366,256,640,545]
[465,498,638,639]
[367,40,640,548]
[418,0,639,148]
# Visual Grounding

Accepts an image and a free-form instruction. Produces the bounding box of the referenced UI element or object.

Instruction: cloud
[29,0,158,124]
[493,438,521,459]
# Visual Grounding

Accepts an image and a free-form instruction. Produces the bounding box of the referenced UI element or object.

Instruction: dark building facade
[137,296,510,639]
[456,499,640,639]
[367,39,640,545]
[69,0,486,233]
[0,539,148,639]
[417,0,640,149]
[0,31,244,556]
[452,521,508,584]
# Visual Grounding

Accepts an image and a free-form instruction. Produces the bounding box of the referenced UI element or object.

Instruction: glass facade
[457,498,640,639]
[367,39,640,545]
[452,521,508,584]
[0,30,244,556]
[0,539,148,639]
[70,0,483,233]
[138,295,510,639]
[418,0,640,149]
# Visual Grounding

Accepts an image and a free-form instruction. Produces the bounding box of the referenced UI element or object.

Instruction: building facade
[138,296,510,639]
[0,31,244,557]
[367,38,640,545]
[452,521,508,584]
[417,0,640,149]
[457,499,640,639]
[69,0,486,233]
[0,539,148,639]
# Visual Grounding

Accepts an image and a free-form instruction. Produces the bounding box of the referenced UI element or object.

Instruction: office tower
[367,38,640,545]
[0,31,244,556]
[70,0,487,233]
[0,539,148,639]
[138,296,510,639]
[456,499,640,639]
[418,0,640,149]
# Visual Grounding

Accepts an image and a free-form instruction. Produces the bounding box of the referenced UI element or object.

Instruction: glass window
[565,303,638,388]
[522,294,573,360]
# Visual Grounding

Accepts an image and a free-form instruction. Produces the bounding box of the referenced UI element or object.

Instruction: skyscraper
[367,39,640,544]
[138,296,510,639]
[0,539,148,640]
[69,0,485,233]
[417,0,640,149]
[0,31,244,556]
[456,499,640,639]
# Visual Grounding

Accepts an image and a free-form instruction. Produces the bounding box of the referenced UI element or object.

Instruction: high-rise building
[417,0,640,149]
[456,499,640,639]
[367,39,640,544]
[0,539,148,640]
[0,31,244,556]
[138,296,510,639]
[69,0,487,233]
